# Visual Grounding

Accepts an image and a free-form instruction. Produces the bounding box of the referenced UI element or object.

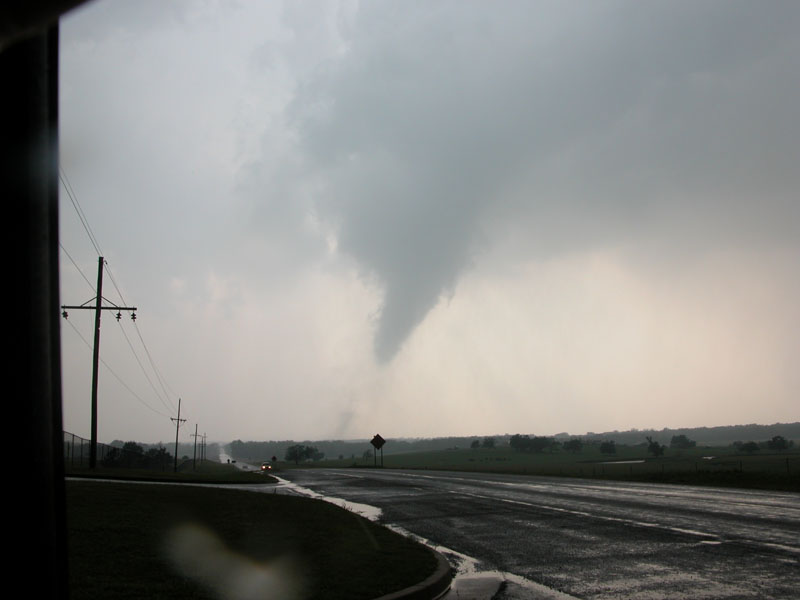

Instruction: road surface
[277,468,800,599]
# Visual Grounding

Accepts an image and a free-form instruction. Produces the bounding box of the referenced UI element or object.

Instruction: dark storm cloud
[282,1,800,361]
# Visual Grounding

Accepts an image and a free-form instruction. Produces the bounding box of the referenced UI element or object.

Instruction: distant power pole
[171,397,186,472]
[61,256,137,468]
[191,424,199,470]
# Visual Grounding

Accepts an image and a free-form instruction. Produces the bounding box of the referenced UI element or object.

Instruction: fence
[63,432,173,470]
[63,431,115,468]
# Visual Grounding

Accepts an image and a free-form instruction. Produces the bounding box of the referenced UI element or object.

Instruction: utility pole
[191,424,199,470]
[171,397,186,472]
[202,432,207,462]
[61,256,137,468]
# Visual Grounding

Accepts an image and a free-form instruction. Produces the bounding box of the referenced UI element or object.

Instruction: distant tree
[509,434,531,452]
[470,440,480,449]
[482,437,496,449]
[101,446,121,467]
[228,439,245,458]
[741,441,760,454]
[670,435,696,449]
[285,444,307,464]
[563,439,583,453]
[766,435,789,451]
[508,434,557,453]
[144,446,171,470]
[530,436,553,453]
[645,436,665,457]
[599,440,616,454]
[121,441,145,467]
[122,441,143,454]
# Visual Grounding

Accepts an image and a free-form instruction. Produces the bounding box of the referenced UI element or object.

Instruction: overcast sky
[59,0,800,445]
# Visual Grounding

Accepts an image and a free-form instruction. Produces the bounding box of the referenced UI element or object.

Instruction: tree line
[284,444,325,464]
[227,423,799,462]
[501,434,618,455]
[102,441,173,469]
[494,433,793,457]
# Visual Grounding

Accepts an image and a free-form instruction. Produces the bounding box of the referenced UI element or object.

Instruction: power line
[59,243,95,292]
[59,166,103,257]
[97,259,177,413]
[104,261,130,308]
[101,257,177,410]
[59,244,175,412]
[132,321,177,411]
[59,168,183,442]
[114,318,175,414]
[62,318,172,419]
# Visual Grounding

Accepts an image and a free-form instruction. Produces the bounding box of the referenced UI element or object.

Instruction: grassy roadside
[67,478,438,600]
[308,446,800,492]
[65,458,278,484]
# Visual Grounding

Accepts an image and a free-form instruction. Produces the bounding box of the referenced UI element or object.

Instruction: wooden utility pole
[171,397,186,472]
[61,256,137,468]
[191,424,199,470]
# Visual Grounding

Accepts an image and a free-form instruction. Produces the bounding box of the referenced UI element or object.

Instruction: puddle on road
[272,476,577,599]
[272,475,382,521]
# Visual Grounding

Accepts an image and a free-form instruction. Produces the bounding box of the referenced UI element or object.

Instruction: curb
[372,548,453,600]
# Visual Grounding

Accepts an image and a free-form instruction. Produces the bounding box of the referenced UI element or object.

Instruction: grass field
[67,478,438,600]
[65,457,278,484]
[309,444,800,492]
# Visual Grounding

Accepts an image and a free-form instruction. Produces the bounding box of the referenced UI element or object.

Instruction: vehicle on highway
[260,461,272,472]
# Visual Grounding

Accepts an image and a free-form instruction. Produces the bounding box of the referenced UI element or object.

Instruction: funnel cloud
[282,1,800,361]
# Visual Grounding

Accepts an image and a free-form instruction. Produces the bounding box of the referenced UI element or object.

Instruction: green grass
[311,445,800,492]
[65,459,279,484]
[67,480,437,600]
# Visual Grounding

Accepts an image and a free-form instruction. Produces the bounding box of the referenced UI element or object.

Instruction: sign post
[370,434,386,467]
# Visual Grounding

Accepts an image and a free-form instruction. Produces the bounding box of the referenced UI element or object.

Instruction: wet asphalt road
[277,468,800,599]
